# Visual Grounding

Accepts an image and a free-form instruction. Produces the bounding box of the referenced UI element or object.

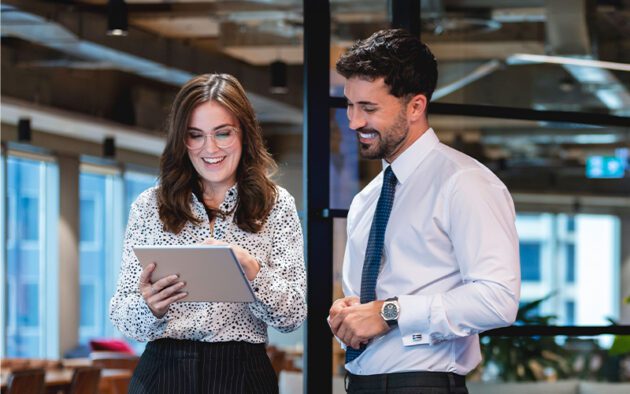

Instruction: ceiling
[1,0,629,196]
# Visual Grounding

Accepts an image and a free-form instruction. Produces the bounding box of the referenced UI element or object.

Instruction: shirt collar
[191,183,239,218]
[383,127,439,185]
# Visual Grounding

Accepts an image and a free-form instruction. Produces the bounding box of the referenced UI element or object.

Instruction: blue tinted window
[520,242,541,281]
[79,172,108,344]
[566,301,576,325]
[124,172,156,222]
[80,198,96,242]
[20,283,39,327]
[80,283,96,326]
[20,196,39,241]
[566,244,576,283]
[6,156,56,357]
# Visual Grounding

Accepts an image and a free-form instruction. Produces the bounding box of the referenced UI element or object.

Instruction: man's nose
[348,112,367,131]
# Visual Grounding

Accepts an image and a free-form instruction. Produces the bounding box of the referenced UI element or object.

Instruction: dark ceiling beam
[69,0,291,17]
[1,41,173,131]
[445,0,545,7]
[3,0,302,110]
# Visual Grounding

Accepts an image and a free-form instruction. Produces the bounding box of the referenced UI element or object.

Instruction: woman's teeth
[202,157,225,164]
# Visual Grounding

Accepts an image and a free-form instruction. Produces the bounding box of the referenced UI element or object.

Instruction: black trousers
[346,371,468,394]
[129,338,278,394]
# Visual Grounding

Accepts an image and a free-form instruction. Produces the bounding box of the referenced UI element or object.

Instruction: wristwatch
[380,297,400,327]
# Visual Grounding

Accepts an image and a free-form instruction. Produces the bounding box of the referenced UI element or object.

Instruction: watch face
[383,302,398,320]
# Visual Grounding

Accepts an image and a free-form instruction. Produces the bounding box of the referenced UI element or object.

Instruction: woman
[109,73,306,394]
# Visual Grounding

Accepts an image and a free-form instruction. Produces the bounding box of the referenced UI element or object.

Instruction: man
[328,29,521,394]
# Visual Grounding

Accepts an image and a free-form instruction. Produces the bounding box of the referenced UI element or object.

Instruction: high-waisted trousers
[129,338,278,394]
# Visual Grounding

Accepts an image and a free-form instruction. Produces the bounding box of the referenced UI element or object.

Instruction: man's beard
[358,110,408,160]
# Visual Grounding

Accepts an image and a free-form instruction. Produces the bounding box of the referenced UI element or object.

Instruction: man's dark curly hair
[336,29,438,102]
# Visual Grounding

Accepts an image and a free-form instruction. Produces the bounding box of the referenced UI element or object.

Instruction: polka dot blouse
[109,184,307,344]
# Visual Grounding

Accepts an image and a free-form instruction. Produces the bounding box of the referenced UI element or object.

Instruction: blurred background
[1,0,629,393]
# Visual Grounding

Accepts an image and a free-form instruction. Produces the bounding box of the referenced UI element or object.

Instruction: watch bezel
[380,297,399,327]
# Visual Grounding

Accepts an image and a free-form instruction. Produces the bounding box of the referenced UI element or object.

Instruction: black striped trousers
[129,338,278,394]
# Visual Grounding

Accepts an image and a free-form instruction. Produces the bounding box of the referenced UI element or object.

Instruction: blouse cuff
[139,299,168,333]
[249,259,270,298]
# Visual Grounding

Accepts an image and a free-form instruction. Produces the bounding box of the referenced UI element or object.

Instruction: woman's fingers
[139,267,186,317]
[138,263,155,290]
[153,291,189,312]
[150,281,186,300]
[146,280,187,318]
[151,274,180,293]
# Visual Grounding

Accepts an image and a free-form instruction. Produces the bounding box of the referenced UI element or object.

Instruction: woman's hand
[138,263,188,318]
[201,239,260,281]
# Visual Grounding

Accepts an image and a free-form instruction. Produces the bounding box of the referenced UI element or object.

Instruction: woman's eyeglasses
[185,126,239,150]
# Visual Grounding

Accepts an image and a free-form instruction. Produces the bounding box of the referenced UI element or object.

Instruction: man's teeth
[359,132,377,139]
[202,157,225,164]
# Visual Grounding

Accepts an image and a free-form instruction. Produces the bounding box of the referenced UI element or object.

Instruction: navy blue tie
[346,166,397,363]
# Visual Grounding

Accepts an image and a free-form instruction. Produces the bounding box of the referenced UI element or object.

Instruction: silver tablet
[133,245,255,303]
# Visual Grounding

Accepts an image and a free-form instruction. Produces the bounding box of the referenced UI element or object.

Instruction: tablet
[133,245,255,303]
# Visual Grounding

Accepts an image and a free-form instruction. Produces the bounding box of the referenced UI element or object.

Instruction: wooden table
[0,368,132,394]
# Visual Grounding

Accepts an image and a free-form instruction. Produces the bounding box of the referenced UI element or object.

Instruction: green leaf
[609,335,630,356]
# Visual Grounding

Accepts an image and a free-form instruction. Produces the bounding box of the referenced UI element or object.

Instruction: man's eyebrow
[344,97,377,106]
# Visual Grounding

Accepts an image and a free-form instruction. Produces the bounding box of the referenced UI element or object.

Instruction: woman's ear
[407,94,428,122]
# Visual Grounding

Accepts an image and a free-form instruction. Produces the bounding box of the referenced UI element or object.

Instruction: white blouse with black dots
[109,184,307,343]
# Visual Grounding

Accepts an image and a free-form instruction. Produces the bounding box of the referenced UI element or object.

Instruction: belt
[346,371,466,391]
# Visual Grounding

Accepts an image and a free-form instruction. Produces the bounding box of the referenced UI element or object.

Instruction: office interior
[1,0,629,393]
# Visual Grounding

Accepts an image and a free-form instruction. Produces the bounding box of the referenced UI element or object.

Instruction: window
[78,166,156,347]
[566,244,576,283]
[516,213,619,326]
[4,154,58,357]
[79,168,121,344]
[123,171,157,223]
[80,197,98,244]
[520,242,542,281]
[566,301,576,325]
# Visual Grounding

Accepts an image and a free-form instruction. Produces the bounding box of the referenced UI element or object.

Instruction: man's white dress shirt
[343,128,521,375]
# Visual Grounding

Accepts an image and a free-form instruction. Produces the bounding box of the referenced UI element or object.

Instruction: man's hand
[329,296,360,323]
[329,299,389,350]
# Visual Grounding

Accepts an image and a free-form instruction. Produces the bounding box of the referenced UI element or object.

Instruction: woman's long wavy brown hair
[158,73,278,234]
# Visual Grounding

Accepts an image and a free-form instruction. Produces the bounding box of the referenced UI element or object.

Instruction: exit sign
[586,156,625,179]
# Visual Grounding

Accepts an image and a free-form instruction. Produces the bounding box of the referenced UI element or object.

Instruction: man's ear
[407,94,428,122]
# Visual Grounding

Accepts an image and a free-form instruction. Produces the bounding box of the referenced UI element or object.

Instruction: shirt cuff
[397,294,432,346]
[249,259,270,298]
[140,300,168,332]
[327,315,347,350]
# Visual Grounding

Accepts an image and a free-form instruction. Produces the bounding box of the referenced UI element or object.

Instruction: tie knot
[384,166,397,186]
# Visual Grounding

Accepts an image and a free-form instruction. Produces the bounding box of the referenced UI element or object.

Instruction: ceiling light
[107,0,128,37]
[18,118,31,142]
[103,137,116,158]
[270,60,288,94]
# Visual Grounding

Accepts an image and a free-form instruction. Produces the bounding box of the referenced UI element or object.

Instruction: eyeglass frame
[184,125,240,150]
